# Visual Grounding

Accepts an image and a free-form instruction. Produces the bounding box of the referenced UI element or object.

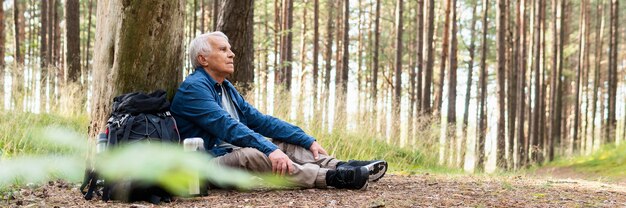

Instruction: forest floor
[2,170,625,208]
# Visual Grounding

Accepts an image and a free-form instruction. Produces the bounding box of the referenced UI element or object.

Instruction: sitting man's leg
[214,147,369,189]
[273,141,388,182]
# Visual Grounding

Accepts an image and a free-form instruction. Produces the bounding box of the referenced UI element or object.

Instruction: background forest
[0,0,625,176]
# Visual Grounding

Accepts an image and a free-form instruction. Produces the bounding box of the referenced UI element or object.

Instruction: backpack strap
[121,115,136,143]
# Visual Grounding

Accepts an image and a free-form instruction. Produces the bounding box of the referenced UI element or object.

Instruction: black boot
[336,160,388,182]
[325,166,369,190]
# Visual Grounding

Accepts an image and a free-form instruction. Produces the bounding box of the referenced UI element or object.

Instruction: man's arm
[233,92,316,149]
[173,84,279,155]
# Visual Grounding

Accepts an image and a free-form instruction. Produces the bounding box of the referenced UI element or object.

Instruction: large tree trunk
[277,0,293,91]
[421,0,435,114]
[476,0,489,172]
[216,0,254,95]
[496,0,507,169]
[89,0,184,138]
[66,0,81,84]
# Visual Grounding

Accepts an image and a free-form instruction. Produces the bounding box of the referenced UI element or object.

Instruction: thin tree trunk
[506,0,517,169]
[421,0,435,114]
[313,0,319,113]
[13,0,23,65]
[372,0,380,112]
[476,0,489,171]
[297,0,308,123]
[416,0,424,115]
[573,0,587,152]
[447,0,458,166]
[435,0,452,114]
[323,0,334,130]
[393,0,403,143]
[496,0,507,169]
[591,0,605,150]
[461,0,478,169]
[605,0,618,144]
[212,0,219,31]
[0,1,4,108]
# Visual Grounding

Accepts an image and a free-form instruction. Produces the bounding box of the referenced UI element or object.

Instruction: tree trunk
[216,0,254,95]
[416,0,424,115]
[66,0,81,84]
[372,0,380,111]
[573,0,587,152]
[0,0,4,108]
[605,0,618,144]
[13,0,24,65]
[393,0,403,141]
[212,0,219,31]
[447,0,458,166]
[461,0,478,169]
[476,0,490,171]
[496,0,507,169]
[516,0,527,169]
[89,0,184,138]
[506,0,517,169]
[421,0,435,114]
[323,0,334,129]
[340,0,349,104]
[435,0,452,114]
[312,0,319,112]
[84,0,94,85]
[591,0,605,150]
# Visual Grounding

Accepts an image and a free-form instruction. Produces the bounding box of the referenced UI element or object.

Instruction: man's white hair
[188,31,229,68]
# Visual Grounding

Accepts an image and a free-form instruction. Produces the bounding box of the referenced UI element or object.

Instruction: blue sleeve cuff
[301,137,316,149]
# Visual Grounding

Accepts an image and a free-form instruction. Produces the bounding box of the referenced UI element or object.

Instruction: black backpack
[80,90,181,204]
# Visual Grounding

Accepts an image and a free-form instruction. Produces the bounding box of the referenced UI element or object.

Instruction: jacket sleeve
[234,91,316,149]
[176,84,278,156]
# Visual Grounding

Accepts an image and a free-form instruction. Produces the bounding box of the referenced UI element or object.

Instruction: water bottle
[184,138,204,196]
[96,133,107,154]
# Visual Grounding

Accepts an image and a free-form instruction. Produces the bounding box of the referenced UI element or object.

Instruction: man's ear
[197,55,206,66]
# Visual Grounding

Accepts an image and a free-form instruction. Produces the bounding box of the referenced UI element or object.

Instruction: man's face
[199,36,235,78]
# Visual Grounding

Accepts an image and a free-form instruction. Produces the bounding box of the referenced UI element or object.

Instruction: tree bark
[476,0,489,171]
[312,0,319,112]
[416,0,424,114]
[461,0,478,169]
[591,0,605,150]
[372,0,380,111]
[216,0,255,94]
[393,0,403,138]
[434,0,452,114]
[89,0,184,138]
[421,0,435,114]
[496,0,507,169]
[13,0,24,65]
[66,0,81,84]
[605,0,618,144]
[0,0,4,108]
[447,0,458,166]
[573,0,587,152]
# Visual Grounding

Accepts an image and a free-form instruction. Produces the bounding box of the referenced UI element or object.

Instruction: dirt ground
[2,172,625,207]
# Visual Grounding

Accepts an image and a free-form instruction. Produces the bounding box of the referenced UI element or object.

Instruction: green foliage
[0,111,88,158]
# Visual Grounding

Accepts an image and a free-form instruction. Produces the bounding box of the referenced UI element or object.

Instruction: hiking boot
[326,166,369,190]
[337,160,388,182]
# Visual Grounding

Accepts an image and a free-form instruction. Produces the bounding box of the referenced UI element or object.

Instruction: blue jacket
[170,67,316,156]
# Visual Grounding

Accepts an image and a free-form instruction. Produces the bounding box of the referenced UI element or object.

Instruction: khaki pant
[215,140,340,188]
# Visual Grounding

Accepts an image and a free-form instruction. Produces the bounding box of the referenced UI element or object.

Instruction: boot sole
[363,161,387,182]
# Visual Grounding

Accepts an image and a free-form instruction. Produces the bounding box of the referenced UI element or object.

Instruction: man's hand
[309,141,328,160]
[268,149,295,176]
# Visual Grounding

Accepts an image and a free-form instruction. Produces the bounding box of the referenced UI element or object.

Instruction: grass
[0,111,89,158]
[544,143,626,180]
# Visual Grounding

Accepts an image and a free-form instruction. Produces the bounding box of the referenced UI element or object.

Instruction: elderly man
[171,32,387,190]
